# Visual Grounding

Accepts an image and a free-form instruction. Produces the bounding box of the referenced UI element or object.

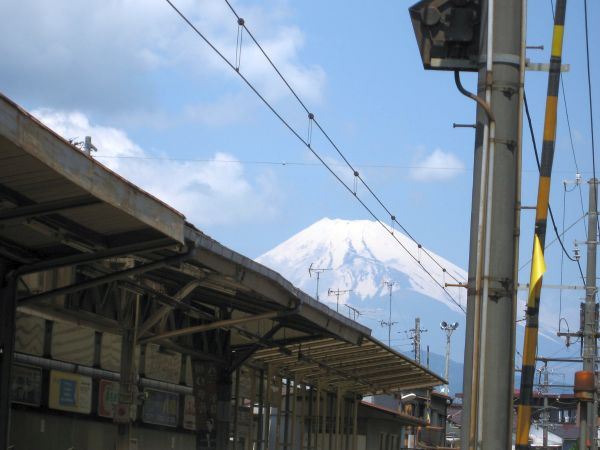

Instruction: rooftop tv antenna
[308,263,331,301]
[344,304,362,321]
[327,288,353,313]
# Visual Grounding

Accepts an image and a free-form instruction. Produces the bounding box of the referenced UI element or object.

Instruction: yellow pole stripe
[551,25,565,56]
[543,96,558,142]
[516,405,532,444]
[536,176,551,218]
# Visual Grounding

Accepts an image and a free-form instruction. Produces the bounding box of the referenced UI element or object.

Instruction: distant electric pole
[541,362,549,450]
[407,318,427,363]
[383,281,397,347]
[440,321,459,393]
[327,288,353,313]
[308,263,331,301]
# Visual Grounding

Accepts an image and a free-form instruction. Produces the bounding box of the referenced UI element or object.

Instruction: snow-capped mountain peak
[256,218,467,312]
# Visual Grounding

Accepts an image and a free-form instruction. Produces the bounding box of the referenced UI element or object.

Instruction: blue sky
[1,0,598,365]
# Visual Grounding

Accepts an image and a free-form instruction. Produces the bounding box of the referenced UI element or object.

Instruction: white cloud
[0,0,325,113]
[409,148,466,181]
[33,108,281,226]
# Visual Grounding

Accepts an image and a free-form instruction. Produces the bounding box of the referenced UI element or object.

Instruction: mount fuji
[256,218,469,390]
[255,218,574,394]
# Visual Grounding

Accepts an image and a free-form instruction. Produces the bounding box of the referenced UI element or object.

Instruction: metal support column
[299,384,306,450]
[290,378,297,450]
[247,368,257,450]
[275,376,283,450]
[216,371,233,450]
[115,290,137,450]
[307,386,314,450]
[0,262,17,450]
[335,389,341,450]
[352,396,358,450]
[264,365,272,450]
[257,369,265,450]
[461,0,524,448]
[233,368,241,449]
[283,378,291,450]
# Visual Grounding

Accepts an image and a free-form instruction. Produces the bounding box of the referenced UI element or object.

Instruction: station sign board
[11,364,42,407]
[98,379,137,420]
[142,388,179,428]
[48,370,92,414]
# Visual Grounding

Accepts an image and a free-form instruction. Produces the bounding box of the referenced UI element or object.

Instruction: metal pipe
[474,1,497,445]
[13,352,193,394]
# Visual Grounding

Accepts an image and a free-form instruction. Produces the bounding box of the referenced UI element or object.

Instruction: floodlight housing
[409,0,481,71]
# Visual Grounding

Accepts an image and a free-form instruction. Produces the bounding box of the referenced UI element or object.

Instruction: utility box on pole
[409,0,481,71]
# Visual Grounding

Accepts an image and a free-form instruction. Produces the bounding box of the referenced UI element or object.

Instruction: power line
[549,0,593,238]
[523,92,586,285]
[583,0,597,187]
[93,155,470,171]
[583,0,600,244]
[93,154,594,175]
[162,0,466,312]
[518,213,587,272]
[218,0,465,287]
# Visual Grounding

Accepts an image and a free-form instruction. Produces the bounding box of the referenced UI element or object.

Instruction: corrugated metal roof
[250,336,445,395]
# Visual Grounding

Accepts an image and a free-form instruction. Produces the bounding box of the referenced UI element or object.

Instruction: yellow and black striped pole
[515,1,567,449]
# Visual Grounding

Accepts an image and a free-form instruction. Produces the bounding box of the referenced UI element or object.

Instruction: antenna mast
[308,263,332,301]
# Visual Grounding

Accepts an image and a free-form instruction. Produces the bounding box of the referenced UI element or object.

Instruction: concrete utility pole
[581,178,598,450]
[461,0,524,449]
[542,362,549,450]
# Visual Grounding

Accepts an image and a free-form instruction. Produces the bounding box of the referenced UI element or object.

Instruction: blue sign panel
[142,389,179,428]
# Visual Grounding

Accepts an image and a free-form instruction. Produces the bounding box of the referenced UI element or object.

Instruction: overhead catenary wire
[162,0,465,312]
[219,0,464,286]
[523,92,586,284]
[93,154,597,175]
[583,0,599,240]
[550,0,597,238]
[519,211,587,272]
[583,0,597,182]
